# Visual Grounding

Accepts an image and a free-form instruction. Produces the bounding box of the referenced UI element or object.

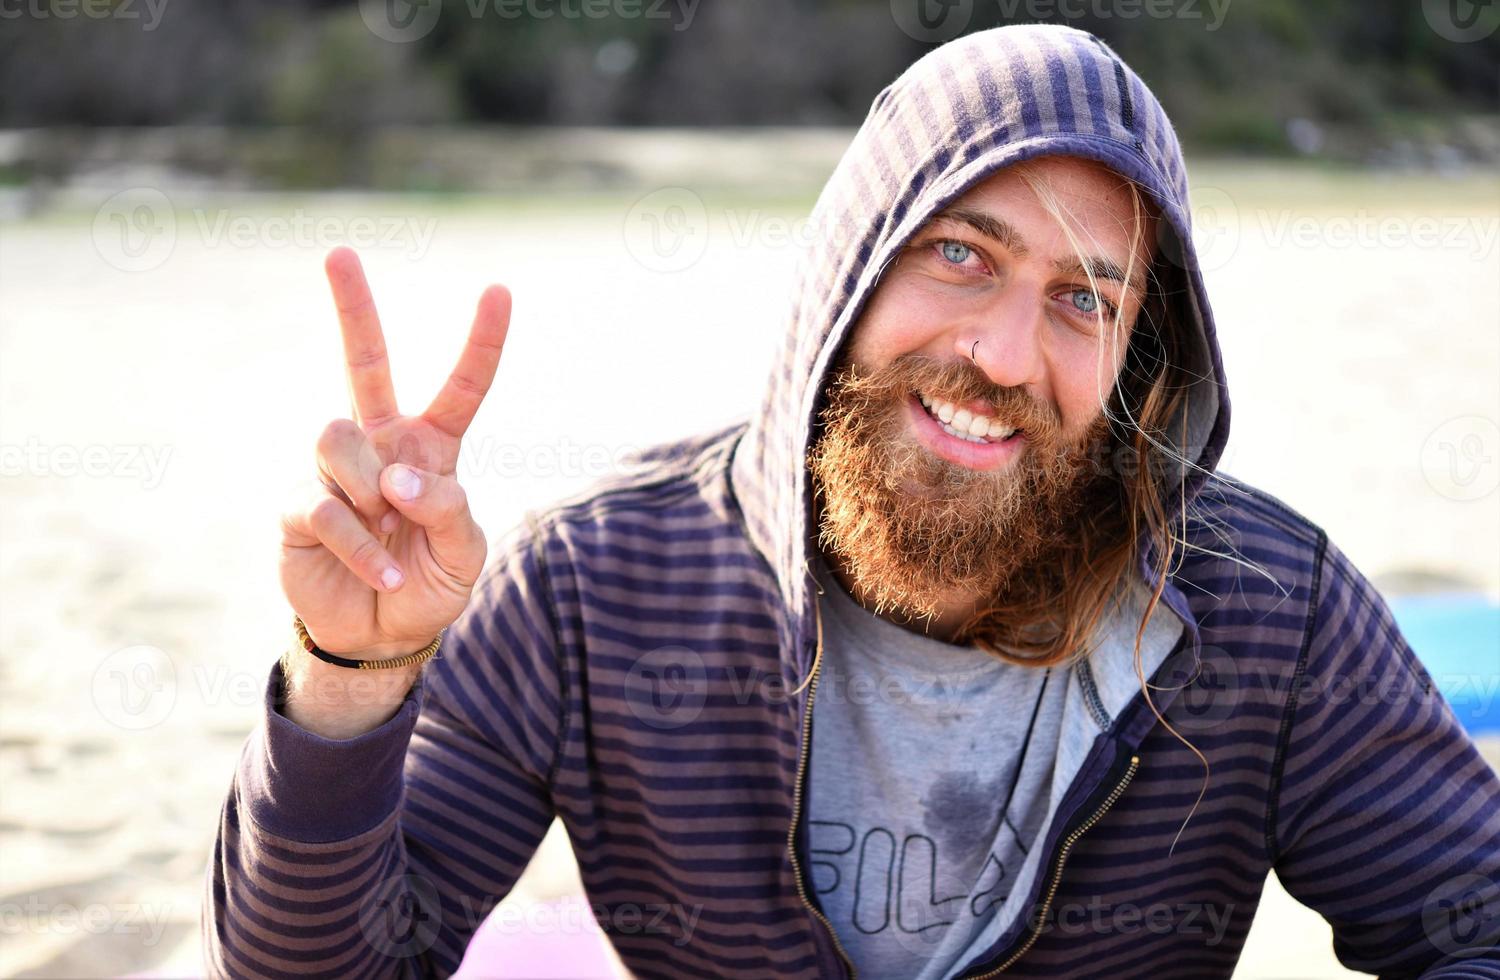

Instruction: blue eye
[1070,289,1100,314]
[940,241,972,264]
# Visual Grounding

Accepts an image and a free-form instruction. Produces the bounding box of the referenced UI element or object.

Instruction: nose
[954,289,1045,392]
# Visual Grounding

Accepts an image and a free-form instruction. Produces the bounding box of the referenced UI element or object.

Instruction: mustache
[821,353,1064,444]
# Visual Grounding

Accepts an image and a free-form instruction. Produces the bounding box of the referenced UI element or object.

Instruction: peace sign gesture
[279,247,510,665]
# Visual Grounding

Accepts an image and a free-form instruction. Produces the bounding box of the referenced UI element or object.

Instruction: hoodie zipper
[787,590,1140,979]
[959,752,1141,978]
[786,597,859,978]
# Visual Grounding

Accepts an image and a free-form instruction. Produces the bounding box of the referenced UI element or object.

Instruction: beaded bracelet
[293,615,442,670]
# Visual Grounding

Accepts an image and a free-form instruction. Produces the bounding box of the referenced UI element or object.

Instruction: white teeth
[918,392,1018,442]
[940,421,989,443]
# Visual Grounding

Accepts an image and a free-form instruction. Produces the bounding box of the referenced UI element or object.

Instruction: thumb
[379,464,480,558]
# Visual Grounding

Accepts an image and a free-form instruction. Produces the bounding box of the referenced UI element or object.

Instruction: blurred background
[1,1,1497,977]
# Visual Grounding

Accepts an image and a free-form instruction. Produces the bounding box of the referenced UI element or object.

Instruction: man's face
[809,155,1158,625]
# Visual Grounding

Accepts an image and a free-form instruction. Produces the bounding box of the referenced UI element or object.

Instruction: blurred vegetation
[1,0,1495,163]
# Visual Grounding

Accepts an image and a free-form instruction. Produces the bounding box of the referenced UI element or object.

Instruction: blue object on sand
[1390,593,1500,736]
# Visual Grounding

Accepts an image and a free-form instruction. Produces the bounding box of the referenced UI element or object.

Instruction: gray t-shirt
[806,560,1069,980]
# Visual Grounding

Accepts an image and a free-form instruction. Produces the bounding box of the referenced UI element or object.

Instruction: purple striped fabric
[203,24,1500,979]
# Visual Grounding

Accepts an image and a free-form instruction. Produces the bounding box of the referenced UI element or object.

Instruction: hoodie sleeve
[201,519,566,978]
[1268,537,1500,977]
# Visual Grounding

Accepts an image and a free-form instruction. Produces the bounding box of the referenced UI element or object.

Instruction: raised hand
[279,247,510,661]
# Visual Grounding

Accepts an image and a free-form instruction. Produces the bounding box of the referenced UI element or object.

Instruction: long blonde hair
[950,160,1225,851]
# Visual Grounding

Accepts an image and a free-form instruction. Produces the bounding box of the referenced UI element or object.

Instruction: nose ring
[970,340,980,364]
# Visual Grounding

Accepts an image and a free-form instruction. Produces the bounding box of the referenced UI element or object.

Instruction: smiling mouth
[916,391,1024,445]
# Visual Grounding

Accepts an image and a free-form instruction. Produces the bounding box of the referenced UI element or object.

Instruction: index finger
[424,284,512,438]
[325,247,399,426]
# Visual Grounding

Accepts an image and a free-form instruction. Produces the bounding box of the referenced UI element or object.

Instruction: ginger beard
[808,353,1121,624]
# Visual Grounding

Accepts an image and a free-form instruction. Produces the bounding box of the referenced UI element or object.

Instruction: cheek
[1051,335,1129,433]
[845,277,953,365]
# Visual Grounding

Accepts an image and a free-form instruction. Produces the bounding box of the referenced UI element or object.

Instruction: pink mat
[128,898,621,980]
[455,896,621,979]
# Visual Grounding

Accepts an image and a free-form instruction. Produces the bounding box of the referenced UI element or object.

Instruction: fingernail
[381,567,404,591]
[380,511,400,534]
[389,464,420,500]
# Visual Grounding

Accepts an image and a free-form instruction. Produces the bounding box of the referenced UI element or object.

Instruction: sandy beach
[1,158,1496,978]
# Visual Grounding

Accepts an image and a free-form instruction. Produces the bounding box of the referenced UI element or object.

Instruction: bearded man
[204,23,1500,979]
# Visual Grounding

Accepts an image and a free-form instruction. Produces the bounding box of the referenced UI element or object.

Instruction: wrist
[282,654,426,738]
[281,651,424,740]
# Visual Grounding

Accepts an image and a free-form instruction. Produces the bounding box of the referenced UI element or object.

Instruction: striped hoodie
[203,23,1500,979]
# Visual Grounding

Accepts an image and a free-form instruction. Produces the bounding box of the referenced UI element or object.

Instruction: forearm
[204,661,426,978]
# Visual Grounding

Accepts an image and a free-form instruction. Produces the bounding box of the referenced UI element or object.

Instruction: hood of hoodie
[729,23,1230,672]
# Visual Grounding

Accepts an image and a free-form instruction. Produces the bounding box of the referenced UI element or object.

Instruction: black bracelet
[293,616,442,670]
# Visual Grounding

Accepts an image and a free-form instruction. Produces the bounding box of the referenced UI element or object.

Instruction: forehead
[933,155,1155,259]
[956,154,1139,211]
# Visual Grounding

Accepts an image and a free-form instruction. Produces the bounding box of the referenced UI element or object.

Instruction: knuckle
[348,537,385,572]
[316,418,360,457]
[308,494,348,532]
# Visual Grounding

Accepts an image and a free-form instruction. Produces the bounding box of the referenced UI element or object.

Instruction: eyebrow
[931,205,1148,294]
